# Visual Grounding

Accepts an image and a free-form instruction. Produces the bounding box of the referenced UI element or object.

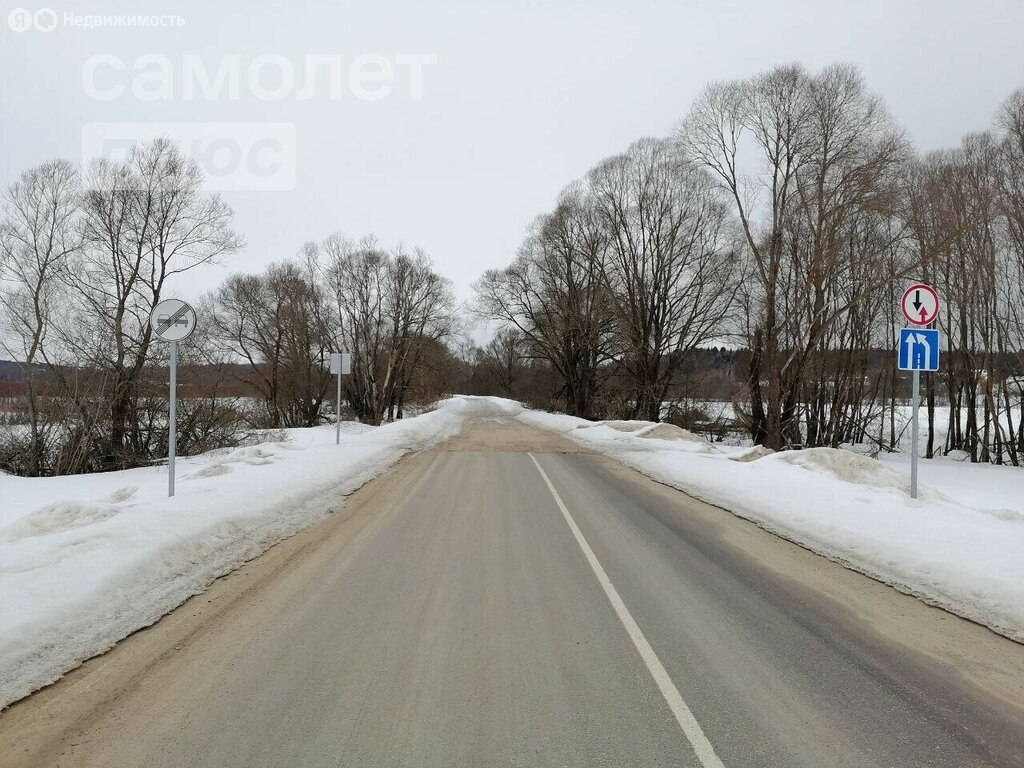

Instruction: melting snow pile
[636,423,717,449]
[777,448,913,492]
[730,446,775,463]
[592,420,653,433]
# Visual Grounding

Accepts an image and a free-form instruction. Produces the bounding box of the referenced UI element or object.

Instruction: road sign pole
[150,298,196,499]
[898,281,940,499]
[910,368,919,500]
[169,340,177,498]
[335,370,342,446]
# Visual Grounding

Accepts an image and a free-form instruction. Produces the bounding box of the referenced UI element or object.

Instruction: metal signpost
[330,352,352,445]
[151,299,197,498]
[898,284,940,499]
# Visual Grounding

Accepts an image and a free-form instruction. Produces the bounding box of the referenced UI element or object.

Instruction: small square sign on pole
[330,352,351,375]
[330,352,352,444]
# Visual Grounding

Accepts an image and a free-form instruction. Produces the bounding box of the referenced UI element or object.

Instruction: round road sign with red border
[901,284,939,326]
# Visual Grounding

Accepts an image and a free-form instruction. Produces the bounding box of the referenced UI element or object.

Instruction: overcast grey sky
[2,0,1023,305]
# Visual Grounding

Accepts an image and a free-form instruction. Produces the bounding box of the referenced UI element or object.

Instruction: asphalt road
[3,418,1024,767]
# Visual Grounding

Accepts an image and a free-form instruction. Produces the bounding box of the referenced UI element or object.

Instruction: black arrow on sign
[912,290,922,311]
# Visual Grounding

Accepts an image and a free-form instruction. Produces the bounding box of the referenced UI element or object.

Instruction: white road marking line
[528,453,727,768]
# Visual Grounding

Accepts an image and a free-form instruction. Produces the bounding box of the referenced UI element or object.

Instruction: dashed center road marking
[528,452,727,768]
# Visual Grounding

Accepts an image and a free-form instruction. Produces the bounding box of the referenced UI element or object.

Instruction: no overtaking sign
[151,298,197,342]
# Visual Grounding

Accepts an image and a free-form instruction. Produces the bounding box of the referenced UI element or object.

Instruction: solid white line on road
[528,453,727,768]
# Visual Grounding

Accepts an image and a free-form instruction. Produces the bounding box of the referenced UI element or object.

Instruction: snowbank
[0,396,515,709]
[3,394,1021,710]
[519,408,1024,643]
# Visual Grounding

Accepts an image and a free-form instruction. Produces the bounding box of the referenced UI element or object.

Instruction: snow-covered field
[518,407,1024,644]
[0,397,518,710]
[2,394,1022,710]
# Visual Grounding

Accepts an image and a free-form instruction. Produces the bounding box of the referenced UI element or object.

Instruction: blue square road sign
[898,328,940,371]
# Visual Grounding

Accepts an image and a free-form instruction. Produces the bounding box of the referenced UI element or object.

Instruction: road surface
[2,418,1024,767]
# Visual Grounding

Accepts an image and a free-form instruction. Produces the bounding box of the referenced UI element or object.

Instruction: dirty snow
[730,446,775,463]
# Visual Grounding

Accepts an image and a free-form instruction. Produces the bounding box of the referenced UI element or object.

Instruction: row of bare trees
[4,66,1023,472]
[475,137,740,421]
[679,63,914,449]
[683,65,1024,459]
[477,63,1024,462]
[0,141,457,476]
[209,237,456,428]
[909,93,1024,463]
[0,140,242,475]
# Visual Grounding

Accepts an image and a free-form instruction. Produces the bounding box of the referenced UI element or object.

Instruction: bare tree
[589,137,740,421]
[319,235,455,424]
[320,236,389,423]
[679,63,909,447]
[475,189,617,418]
[998,90,1024,460]
[210,258,332,428]
[384,246,457,419]
[679,65,810,445]
[481,328,527,397]
[55,138,242,469]
[0,159,80,474]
